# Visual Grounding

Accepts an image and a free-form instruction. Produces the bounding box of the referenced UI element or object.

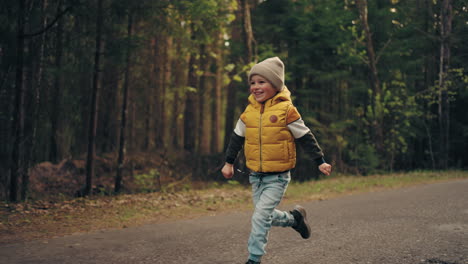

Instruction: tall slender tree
[163,34,173,150]
[10,0,26,202]
[242,0,256,62]
[438,0,452,169]
[198,43,210,154]
[115,11,133,193]
[211,32,223,153]
[224,0,253,151]
[50,0,65,163]
[154,35,165,149]
[356,0,384,155]
[23,0,50,201]
[183,26,199,154]
[85,0,104,196]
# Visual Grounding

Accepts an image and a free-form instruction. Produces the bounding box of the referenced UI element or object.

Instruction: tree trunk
[356,0,384,155]
[223,1,243,151]
[242,0,256,62]
[224,81,237,151]
[10,0,26,202]
[145,39,155,151]
[154,36,165,148]
[198,44,210,154]
[23,0,49,200]
[356,0,381,93]
[85,0,103,196]
[424,0,437,90]
[22,34,34,201]
[115,12,133,194]
[183,55,198,153]
[144,98,151,150]
[172,90,180,148]
[438,0,452,169]
[184,30,199,154]
[50,0,64,163]
[171,41,188,149]
[161,34,173,150]
[129,90,136,153]
[211,32,223,153]
[422,0,437,170]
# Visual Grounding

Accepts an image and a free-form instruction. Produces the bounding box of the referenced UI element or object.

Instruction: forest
[1,0,467,202]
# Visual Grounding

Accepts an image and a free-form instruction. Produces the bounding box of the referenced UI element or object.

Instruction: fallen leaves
[0,186,252,244]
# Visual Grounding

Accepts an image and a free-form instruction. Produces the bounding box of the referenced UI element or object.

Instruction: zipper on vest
[259,104,265,172]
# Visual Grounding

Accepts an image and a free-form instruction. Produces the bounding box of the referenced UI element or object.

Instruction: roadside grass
[1,170,467,244]
[283,170,468,203]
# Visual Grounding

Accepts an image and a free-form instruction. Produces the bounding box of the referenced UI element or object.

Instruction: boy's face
[250,75,277,103]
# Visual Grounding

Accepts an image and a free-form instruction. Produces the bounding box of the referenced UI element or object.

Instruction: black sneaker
[290,205,311,239]
[245,260,260,264]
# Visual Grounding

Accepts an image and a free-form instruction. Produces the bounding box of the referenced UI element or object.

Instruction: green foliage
[348,143,380,174]
[250,0,468,173]
[134,169,161,193]
[337,25,367,66]
[363,75,421,170]
[226,180,241,187]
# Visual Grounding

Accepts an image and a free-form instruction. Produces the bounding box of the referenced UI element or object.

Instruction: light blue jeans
[248,171,296,262]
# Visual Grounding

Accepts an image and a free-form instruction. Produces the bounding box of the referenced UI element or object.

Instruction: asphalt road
[1,179,467,264]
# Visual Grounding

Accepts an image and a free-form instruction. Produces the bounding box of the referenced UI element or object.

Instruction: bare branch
[376,38,392,65]
[22,5,73,38]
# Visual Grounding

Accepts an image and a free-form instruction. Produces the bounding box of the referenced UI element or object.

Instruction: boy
[222,57,332,264]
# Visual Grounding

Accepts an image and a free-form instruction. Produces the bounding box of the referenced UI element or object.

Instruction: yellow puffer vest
[240,87,301,172]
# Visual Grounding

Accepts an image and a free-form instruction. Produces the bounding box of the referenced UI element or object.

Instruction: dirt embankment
[27,152,195,200]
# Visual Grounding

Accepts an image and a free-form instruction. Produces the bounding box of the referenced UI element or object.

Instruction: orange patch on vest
[270,115,278,123]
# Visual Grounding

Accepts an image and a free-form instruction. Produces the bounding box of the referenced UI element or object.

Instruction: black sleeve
[295,131,326,165]
[225,132,245,164]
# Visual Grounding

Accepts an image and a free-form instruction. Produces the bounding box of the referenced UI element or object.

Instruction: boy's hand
[222,163,234,179]
[319,163,332,176]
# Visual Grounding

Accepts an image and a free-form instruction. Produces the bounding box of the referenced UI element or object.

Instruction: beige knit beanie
[248,57,285,91]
